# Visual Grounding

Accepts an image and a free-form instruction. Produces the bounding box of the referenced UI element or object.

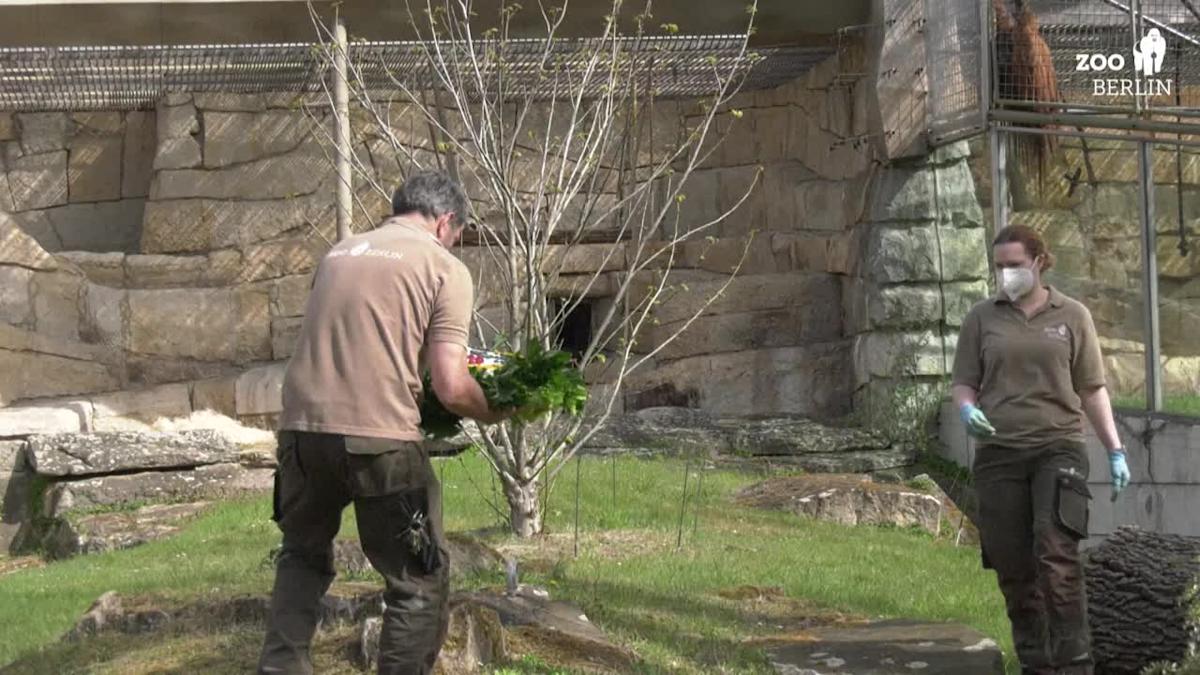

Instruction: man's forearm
[444,377,501,424]
[1081,386,1122,451]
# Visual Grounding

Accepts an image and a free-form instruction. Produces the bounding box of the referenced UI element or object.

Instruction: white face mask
[1000,265,1035,301]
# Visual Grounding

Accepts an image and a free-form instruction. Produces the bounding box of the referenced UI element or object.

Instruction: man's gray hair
[391,169,470,227]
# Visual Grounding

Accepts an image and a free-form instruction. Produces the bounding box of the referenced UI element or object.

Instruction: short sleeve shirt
[279,218,474,442]
[951,285,1106,449]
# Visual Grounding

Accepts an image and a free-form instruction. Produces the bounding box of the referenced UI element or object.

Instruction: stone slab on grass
[765,619,1004,674]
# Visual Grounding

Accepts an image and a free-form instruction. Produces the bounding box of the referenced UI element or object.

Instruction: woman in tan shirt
[951,224,1130,675]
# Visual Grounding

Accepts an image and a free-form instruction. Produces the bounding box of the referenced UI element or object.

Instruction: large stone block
[191,376,237,417]
[653,234,778,275]
[153,100,201,171]
[26,430,237,477]
[236,237,329,283]
[939,226,988,281]
[0,440,27,474]
[0,211,58,270]
[271,316,304,360]
[141,192,333,254]
[865,224,940,283]
[203,111,314,168]
[127,288,271,362]
[7,209,61,252]
[80,282,126,348]
[934,160,984,228]
[269,274,312,317]
[0,265,34,326]
[645,304,841,360]
[867,164,937,223]
[122,111,156,198]
[71,112,123,135]
[43,200,144,253]
[624,343,853,418]
[125,356,234,387]
[771,232,857,276]
[236,363,286,416]
[854,330,955,385]
[68,136,123,202]
[648,273,839,325]
[544,244,627,275]
[90,384,193,430]
[16,113,68,154]
[771,175,852,233]
[1009,209,1085,249]
[0,113,14,141]
[124,254,209,288]
[205,249,243,286]
[30,271,83,341]
[193,93,267,112]
[57,251,125,287]
[153,136,202,171]
[863,280,989,330]
[0,406,83,437]
[6,149,68,211]
[43,462,273,518]
[1078,185,1140,238]
[151,150,330,201]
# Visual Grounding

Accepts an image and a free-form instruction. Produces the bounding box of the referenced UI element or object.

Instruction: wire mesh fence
[0,37,832,112]
[925,0,988,143]
[990,0,1200,114]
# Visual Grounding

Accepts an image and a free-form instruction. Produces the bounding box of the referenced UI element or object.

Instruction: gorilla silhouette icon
[1133,28,1167,77]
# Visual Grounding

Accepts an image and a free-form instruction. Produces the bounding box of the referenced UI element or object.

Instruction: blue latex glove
[1109,449,1130,501]
[959,403,996,438]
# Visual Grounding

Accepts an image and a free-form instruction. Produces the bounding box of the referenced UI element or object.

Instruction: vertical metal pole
[334,15,353,242]
[1138,141,1163,411]
[978,0,992,131]
[990,127,1007,239]
[1130,0,1143,116]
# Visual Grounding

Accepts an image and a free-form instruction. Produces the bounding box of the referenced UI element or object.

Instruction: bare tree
[305,0,761,536]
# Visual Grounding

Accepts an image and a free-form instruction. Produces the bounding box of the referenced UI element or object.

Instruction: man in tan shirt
[259,170,511,675]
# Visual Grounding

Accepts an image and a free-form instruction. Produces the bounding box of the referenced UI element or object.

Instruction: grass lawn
[0,452,1014,673]
[1113,393,1200,417]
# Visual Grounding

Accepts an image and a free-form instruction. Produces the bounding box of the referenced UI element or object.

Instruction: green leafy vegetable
[419,342,589,439]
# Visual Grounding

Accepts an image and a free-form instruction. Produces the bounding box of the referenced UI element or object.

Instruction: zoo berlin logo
[1077,28,1173,97]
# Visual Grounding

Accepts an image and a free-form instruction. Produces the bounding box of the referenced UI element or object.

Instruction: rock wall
[1,111,151,253]
[844,140,991,413]
[0,40,994,424]
[612,47,879,418]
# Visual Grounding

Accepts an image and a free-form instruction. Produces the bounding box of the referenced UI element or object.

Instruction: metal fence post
[1138,140,1163,411]
[334,15,353,242]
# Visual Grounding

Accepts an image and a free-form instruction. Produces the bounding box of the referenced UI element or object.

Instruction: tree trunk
[1086,526,1200,674]
[504,478,542,538]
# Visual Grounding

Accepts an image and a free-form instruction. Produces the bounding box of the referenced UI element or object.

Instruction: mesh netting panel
[0,37,833,111]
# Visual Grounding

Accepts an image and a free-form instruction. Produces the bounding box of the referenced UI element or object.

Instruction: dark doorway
[552,299,592,360]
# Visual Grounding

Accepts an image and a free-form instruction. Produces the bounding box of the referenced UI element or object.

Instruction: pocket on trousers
[1054,471,1091,540]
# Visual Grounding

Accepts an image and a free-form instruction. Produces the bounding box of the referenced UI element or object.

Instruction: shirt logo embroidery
[327,242,406,262]
[1043,324,1069,342]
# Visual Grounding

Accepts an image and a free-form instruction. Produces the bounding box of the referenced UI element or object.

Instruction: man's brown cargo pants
[974,442,1094,675]
[257,430,449,675]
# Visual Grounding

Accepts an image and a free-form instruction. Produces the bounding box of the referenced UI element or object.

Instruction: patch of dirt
[712,585,870,645]
[506,625,635,673]
[0,554,45,576]
[493,528,674,569]
[734,474,898,508]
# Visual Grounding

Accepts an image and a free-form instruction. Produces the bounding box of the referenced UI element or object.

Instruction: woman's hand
[959,403,996,437]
